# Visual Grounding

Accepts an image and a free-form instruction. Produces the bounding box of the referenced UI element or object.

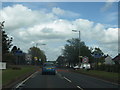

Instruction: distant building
[25,54,32,64]
[112,54,120,64]
[104,55,115,65]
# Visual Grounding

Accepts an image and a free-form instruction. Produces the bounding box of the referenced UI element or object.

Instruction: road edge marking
[64,77,72,83]
[77,85,84,90]
[15,71,38,88]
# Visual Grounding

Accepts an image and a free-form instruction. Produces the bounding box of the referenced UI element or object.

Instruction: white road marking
[15,71,38,88]
[64,77,72,83]
[57,73,64,79]
[77,86,84,90]
[31,71,39,78]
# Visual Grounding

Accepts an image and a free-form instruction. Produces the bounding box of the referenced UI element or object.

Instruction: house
[112,54,120,64]
[104,55,115,65]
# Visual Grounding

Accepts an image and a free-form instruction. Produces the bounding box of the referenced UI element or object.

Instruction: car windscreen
[43,64,54,67]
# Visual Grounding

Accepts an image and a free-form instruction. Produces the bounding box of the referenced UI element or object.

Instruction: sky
[1,1,119,61]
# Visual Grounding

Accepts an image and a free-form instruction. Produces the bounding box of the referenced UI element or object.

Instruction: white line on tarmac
[77,85,84,90]
[64,77,72,83]
[15,71,38,88]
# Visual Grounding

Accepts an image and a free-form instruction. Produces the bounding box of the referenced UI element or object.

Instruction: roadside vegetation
[56,37,120,84]
[72,69,119,84]
[1,21,46,66]
[2,65,36,85]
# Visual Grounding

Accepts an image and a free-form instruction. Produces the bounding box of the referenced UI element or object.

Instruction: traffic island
[2,65,40,89]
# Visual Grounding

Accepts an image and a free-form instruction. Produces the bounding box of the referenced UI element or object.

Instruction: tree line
[56,38,106,67]
[1,21,46,66]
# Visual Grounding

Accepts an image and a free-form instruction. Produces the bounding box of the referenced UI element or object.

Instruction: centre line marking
[77,86,84,90]
[64,77,72,83]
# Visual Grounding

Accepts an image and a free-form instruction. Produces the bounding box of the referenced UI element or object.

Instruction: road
[14,68,119,89]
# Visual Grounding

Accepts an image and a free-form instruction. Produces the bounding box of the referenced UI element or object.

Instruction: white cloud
[1,4,118,60]
[52,7,80,18]
[1,4,57,31]
[101,0,116,12]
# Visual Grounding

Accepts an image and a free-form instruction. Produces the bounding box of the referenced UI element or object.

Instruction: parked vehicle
[42,62,56,75]
[80,63,91,70]
[73,65,80,70]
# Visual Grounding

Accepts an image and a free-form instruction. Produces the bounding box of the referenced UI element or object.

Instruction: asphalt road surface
[14,68,120,89]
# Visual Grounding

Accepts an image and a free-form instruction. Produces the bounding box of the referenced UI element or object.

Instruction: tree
[11,46,18,54]
[1,21,13,62]
[28,46,46,65]
[62,38,94,66]
[56,55,66,66]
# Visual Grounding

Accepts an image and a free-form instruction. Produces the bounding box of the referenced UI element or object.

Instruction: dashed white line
[64,77,72,83]
[77,85,84,90]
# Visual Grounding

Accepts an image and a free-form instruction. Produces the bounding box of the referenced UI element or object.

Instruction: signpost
[34,57,38,61]
[15,50,23,65]
[82,56,89,63]
[0,62,6,69]
[93,52,102,69]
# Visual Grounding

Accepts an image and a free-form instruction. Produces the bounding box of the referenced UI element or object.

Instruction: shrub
[12,66,21,70]
[94,64,120,73]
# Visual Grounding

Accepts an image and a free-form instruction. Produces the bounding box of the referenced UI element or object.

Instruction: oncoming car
[42,62,56,75]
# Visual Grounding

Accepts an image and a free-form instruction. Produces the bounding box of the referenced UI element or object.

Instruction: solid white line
[77,86,84,90]
[16,71,38,88]
[64,77,72,83]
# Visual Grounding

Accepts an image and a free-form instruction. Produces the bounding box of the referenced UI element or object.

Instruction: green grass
[73,69,119,83]
[2,65,35,85]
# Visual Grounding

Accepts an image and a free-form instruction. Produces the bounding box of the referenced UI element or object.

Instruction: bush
[93,64,120,73]
[12,66,21,70]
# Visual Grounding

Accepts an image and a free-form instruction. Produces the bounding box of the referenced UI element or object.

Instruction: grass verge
[2,65,36,86]
[72,69,119,84]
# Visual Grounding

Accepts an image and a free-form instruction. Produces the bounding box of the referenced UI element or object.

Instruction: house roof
[112,54,120,61]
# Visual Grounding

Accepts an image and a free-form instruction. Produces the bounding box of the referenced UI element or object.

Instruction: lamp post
[72,30,81,66]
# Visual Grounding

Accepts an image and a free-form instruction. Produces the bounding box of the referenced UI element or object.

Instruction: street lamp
[36,43,46,48]
[72,30,81,65]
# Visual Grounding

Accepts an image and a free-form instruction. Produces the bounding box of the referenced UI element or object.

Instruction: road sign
[93,53,102,58]
[34,57,38,61]
[82,56,89,63]
[79,56,83,58]
[15,50,23,56]
[0,62,6,69]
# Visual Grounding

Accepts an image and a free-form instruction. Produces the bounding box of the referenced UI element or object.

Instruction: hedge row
[93,64,120,73]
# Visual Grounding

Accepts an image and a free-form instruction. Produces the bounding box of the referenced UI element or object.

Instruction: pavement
[10,68,120,89]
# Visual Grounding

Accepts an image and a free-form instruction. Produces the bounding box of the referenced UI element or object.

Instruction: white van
[80,63,91,70]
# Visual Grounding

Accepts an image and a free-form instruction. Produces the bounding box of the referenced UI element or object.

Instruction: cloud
[52,7,80,18]
[1,4,57,31]
[101,0,116,12]
[1,4,118,60]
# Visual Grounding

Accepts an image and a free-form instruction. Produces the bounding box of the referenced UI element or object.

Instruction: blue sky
[2,2,118,26]
[1,2,118,60]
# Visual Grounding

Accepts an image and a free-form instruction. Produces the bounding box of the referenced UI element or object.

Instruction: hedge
[94,64,120,73]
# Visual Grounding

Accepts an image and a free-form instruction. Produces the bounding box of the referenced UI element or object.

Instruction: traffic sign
[34,57,38,61]
[15,50,23,56]
[82,56,89,63]
[93,53,102,58]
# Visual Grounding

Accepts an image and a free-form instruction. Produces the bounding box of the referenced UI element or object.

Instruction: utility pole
[72,30,81,66]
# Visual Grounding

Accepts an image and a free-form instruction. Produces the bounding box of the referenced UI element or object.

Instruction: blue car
[42,63,56,75]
